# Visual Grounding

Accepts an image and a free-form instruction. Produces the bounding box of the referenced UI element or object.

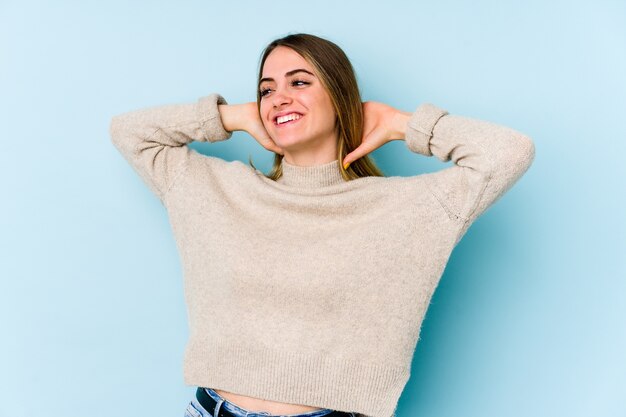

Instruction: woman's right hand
[218,102,285,155]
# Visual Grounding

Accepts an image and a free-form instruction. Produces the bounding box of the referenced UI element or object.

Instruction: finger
[342,144,371,169]
[263,138,284,155]
[343,131,386,168]
[252,130,283,155]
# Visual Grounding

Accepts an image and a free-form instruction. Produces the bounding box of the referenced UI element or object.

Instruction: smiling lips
[274,112,302,126]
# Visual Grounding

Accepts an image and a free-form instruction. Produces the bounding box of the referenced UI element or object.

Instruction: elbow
[109,115,122,145]
[518,133,536,169]
[109,114,134,148]
[505,132,535,178]
[109,114,138,156]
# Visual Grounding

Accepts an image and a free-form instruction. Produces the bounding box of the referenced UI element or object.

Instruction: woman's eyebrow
[259,68,315,87]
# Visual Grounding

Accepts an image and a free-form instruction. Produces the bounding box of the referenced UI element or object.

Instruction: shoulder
[186,149,258,177]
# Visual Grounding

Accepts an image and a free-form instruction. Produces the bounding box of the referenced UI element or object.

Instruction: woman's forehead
[262,47,314,77]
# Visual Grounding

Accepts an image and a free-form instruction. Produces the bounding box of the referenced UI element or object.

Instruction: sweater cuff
[197,93,233,143]
[405,103,449,156]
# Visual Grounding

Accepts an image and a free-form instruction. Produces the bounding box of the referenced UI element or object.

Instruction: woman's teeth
[276,113,302,125]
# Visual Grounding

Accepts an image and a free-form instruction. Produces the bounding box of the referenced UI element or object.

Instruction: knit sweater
[109,93,535,417]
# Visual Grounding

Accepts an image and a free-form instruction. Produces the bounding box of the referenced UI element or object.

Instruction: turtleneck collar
[277,158,346,188]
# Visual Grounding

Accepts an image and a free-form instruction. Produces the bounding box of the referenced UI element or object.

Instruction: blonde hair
[248,33,385,181]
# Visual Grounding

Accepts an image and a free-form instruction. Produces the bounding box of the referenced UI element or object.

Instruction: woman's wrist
[218,103,249,132]
[218,102,260,133]
[218,104,235,132]
[391,110,412,140]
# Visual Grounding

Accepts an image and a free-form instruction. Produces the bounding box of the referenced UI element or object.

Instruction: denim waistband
[200,387,337,417]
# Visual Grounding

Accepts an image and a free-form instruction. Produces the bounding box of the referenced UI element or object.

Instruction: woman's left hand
[342,101,411,169]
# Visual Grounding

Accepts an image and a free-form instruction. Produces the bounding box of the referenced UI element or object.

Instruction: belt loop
[213,398,224,417]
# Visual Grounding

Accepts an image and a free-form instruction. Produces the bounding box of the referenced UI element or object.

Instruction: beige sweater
[109,93,535,417]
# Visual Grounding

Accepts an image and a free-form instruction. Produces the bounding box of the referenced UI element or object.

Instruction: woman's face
[258,46,337,155]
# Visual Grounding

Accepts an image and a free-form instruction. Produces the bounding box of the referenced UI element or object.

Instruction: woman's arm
[404,103,536,244]
[109,93,232,203]
[218,102,284,155]
[345,101,535,245]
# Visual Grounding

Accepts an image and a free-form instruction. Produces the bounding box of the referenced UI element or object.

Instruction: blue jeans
[185,387,351,417]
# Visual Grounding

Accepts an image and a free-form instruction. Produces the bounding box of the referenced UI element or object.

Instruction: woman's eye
[259,80,309,98]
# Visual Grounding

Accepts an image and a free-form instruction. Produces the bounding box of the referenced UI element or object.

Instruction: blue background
[1,1,624,416]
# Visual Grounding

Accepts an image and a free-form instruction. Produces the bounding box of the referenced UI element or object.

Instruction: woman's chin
[273,138,297,150]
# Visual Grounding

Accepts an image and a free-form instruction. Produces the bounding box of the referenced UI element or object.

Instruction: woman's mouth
[274,113,303,127]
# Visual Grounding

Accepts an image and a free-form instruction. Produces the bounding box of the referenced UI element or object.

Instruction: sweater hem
[182,339,409,417]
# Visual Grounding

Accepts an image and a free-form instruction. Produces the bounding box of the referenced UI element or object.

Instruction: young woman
[110,33,535,417]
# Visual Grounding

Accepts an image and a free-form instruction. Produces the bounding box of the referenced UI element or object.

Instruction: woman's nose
[272,89,292,108]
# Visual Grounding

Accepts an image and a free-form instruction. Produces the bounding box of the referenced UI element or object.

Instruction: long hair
[248,33,385,181]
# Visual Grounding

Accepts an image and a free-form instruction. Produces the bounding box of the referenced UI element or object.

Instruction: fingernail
[343,162,350,170]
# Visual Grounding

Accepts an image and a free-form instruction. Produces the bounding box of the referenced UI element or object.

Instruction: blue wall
[1,1,624,416]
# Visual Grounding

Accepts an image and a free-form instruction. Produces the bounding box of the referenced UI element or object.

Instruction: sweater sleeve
[109,93,232,203]
[405,103,536,245]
